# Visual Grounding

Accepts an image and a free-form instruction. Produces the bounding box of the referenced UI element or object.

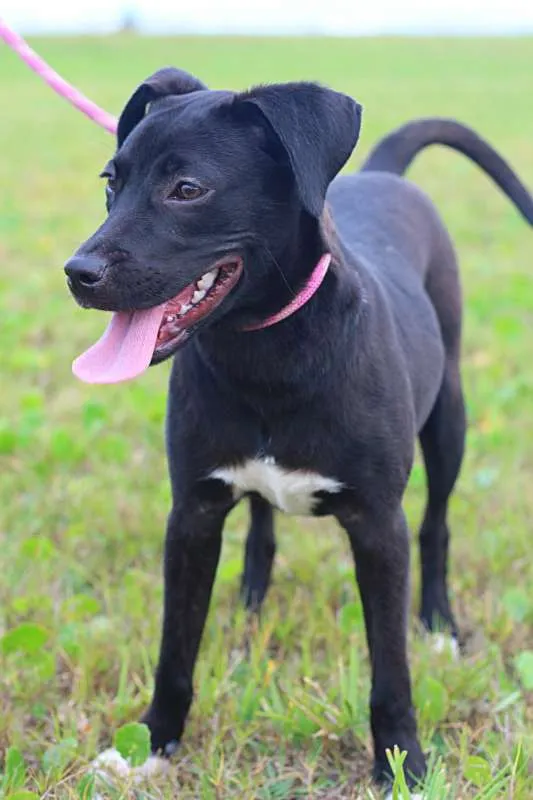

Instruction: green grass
[1,34,533,799]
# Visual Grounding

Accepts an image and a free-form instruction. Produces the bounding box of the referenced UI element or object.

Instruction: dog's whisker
[259,241,297,297]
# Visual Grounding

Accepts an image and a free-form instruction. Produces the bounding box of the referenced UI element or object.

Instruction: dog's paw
[141,705,186,755]
[431,632,460,660]
[90,747,170,795]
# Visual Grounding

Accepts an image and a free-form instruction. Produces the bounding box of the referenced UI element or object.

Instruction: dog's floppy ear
[235,82,362,217]
[117,67,207,147]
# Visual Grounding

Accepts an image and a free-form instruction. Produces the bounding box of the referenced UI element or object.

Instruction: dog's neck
[194,211,364,395]
[241,207,343,332]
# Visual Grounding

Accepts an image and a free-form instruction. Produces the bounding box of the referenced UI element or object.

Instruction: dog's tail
[360,118,533,225]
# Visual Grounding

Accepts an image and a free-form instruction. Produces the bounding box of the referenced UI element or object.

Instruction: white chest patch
[210,457,343,515]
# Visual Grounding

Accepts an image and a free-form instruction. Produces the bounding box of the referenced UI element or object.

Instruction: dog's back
[325,119,533,430]
[328,171,442,280]
[328,117,533,281]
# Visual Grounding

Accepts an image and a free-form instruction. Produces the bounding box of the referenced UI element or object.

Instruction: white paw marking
[210,457,343,515]
[431,633,460,660]
[91,747,169,790]
[92,747,130,778]
[385,793,423,800]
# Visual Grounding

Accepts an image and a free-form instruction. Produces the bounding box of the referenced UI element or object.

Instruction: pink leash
[0,17,117,134]
[0,17,331,329]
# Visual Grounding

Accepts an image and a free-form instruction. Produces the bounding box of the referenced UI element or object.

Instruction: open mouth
[72,257,243,384]
[154,258,243,360]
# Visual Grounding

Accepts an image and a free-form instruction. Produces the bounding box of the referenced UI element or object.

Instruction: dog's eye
[169,181,206,202]
[100,169,118,196]
[105,177,117,193]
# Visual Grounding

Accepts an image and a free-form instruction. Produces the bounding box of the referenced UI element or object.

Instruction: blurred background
[1,3,533,798]
[3,0,533,35]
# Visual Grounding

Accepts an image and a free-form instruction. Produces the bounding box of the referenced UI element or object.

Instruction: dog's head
[65,67,362,383]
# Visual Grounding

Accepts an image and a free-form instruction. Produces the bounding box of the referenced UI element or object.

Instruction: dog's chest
[210,457,343,515]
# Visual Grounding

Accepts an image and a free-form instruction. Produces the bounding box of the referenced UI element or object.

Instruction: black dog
[65,67,533,787]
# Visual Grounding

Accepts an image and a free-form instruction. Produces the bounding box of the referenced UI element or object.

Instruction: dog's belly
[210,457,343,515]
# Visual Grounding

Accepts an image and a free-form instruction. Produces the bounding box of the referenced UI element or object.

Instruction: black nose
[64,254,107,287]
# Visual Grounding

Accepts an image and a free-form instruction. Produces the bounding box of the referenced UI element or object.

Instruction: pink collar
[243,253,332,331]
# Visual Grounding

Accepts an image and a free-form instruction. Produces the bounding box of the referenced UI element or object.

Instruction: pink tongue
[72,305,167,384]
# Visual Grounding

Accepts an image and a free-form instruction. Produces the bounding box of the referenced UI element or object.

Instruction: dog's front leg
[339,505,425,787]
[142,492,231,754]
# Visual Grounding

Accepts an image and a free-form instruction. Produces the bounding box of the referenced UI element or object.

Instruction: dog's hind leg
[418,359,465,639]
[241,494,276,612]
[418,229,465,642]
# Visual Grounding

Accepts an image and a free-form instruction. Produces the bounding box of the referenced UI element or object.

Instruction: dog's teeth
[192,289,206,304]
[165,315,175,323]
[178,303,192,316]
[198,270,218,291]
